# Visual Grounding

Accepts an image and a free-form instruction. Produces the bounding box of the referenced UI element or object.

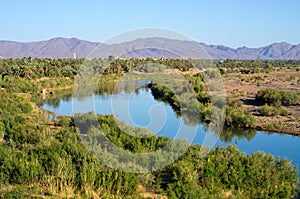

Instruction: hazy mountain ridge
[0,38,98,58]
[0,37,299,59]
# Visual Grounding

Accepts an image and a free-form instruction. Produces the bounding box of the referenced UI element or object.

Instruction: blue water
[42,83,300,173]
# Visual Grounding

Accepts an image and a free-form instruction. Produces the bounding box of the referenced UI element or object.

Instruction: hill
[0,37,299,59]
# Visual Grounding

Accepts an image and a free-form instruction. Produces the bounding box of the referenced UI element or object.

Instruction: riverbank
[1,92,298,198]
[38,73,300,135]
[1,58,299,135]
[254,115,300,135]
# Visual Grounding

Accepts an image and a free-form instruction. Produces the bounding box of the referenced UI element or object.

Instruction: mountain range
[0,37,299,60]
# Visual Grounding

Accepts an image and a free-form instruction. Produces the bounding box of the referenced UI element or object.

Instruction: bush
[225,106,256,128]
[256,88,299,106]
[159,145,299,199]
[260,104,289,116]
[227,98,242,109]
[58,116,72,127]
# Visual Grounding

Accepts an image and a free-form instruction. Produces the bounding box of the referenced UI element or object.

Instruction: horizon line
[0,36,299,50]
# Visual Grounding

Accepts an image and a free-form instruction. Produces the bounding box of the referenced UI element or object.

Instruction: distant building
[73,53,77,59]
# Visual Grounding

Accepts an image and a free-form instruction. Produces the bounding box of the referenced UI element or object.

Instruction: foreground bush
[157,145,299,199]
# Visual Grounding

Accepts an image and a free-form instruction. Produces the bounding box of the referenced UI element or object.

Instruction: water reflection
[41,80,300,175]
[220,128,257,143]
[38,89,73,108]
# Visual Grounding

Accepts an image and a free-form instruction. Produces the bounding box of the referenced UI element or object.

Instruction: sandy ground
[222,68,300,133]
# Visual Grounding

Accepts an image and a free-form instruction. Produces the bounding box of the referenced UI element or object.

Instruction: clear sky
[1,0,299,48]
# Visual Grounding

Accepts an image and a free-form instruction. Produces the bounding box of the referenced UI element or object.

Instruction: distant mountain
[0,37,299,60]
[0,37,98,58]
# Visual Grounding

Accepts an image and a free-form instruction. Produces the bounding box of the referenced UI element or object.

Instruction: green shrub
[225,106,256,128]
[20,103,32,113]
[159,145,299,199]
[256,88,299,106]
[58,116,72,127]
[260,104,289,116]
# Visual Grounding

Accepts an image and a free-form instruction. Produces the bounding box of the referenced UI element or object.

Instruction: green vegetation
[225,105,256,128]
[260,104,289,116]
[150,77,256,129]
[256,88,300,107]
[3,57,297,131]
[0,57,81,79]
[0,57,299,198]
[159,145,298,199]
[215,59,300,74]
[0,93,140,198]
[1,58,299,79]
[0,93,298,198]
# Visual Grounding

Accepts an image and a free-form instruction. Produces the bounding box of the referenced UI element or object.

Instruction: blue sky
[1,0,299,48]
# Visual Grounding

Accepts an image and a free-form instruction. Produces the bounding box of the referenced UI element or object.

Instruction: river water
[42,80,300,173]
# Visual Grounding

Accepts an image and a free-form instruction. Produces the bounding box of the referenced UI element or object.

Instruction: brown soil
[223,68,300,134]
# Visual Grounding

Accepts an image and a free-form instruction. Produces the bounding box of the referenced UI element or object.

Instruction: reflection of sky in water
[42,82,300,174]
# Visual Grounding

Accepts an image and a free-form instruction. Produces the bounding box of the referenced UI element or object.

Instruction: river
[42,80,300,174]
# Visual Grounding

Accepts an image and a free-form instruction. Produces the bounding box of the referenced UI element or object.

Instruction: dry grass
[137,185,168,199]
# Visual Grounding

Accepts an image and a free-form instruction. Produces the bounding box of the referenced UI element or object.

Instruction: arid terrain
[223,68,300,134]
